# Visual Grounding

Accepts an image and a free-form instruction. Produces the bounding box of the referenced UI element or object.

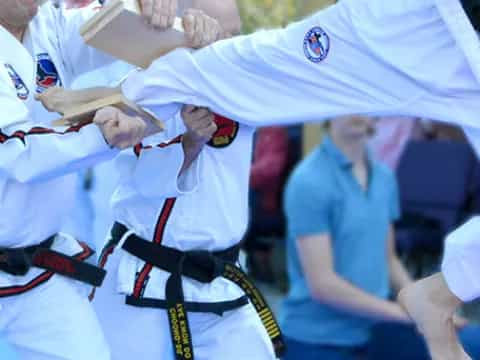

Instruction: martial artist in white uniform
[0,1,165,359]
[121,0,480,307]
[90,1,279,359]
[117,0,480,358]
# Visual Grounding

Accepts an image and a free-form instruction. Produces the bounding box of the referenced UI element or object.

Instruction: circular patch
[303,26,330,63]
[36,53,61,93]
[207,115,239,148]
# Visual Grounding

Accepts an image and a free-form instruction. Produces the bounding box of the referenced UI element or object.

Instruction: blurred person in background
[280,115,480,360]
[244,126,290,283]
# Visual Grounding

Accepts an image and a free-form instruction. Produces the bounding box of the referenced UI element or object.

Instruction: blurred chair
[395,140,476,275]
[470,160,480,213]
[368,323,430,360]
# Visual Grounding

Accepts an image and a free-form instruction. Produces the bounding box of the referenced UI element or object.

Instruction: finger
[140,0,154,24]
[150,0,163,28]
[182,104,196,115]
[194,112,216,128]
[159,0,171,29]
[131,117,147,145]
[102,123,121,147]
[167,0,177,28]
[118,114,144,147]
[94,106,117,125]
[183,12,195,45]
[193,13,205,48]
[200,18,215,47]
[135,117,147,142]
[209,18,221,44]
[190,108,210,119]
[205,122,218,137]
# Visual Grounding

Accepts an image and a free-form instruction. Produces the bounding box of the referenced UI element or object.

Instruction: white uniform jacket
[0,1,118,296]
[110,112,252,303]
[120,0,480,302]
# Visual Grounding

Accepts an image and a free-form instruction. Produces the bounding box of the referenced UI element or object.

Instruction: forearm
[390,254,413,294]
[38,86,121,114]
[312,272,410,324]
[0,123,115,183]
[122,3,415,126]
[180,133,203,175]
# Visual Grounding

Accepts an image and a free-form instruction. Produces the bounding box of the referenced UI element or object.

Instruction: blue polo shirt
[280,136,400,346]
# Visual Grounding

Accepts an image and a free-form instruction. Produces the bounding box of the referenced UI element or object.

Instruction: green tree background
[238,0,336,33]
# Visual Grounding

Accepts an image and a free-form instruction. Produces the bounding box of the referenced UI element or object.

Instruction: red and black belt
[0,236,105,287]
[111,222,285,360]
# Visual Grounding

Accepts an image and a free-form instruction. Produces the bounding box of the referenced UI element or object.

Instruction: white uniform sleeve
[441,127,480,302]
[441,216,480,302]
[0,73,116,184]
[55,1,117,79]
[122,0,435,126]
[115,113,200,199]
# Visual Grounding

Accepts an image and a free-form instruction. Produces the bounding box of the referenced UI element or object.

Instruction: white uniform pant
[442,216,480,302]
[93,251,275,360]
[0,276,110,360]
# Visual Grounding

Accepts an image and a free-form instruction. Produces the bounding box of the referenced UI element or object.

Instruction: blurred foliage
[237,0,336,34]
[237,0,299,33]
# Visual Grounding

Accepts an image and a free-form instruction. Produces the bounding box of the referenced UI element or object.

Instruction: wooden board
[80,0,187,68]
[52,93,164,130]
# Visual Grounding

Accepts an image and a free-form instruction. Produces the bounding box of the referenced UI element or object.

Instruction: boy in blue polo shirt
[280,115,479,360]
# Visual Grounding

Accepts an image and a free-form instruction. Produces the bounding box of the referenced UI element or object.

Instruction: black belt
[111,222,285,359]
[0,235,105,287]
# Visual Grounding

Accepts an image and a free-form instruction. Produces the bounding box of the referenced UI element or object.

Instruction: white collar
[0,24,35,85]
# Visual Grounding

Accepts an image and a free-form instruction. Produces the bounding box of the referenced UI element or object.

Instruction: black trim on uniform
[126,295,249,316]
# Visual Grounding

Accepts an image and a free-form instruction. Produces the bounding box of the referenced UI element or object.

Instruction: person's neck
[330,133,367,166]
[0,19,26,42]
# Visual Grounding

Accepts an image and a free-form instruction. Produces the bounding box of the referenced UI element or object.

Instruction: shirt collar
[435,0,480,83]
[322,135,374,169]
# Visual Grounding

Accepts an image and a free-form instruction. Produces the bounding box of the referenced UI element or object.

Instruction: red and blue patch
[36,53,61,93]
[303,27,330,63]
[4,63,29,100]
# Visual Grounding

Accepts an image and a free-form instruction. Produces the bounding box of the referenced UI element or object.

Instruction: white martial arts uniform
[0,2,119,359]
[121,0,480,303]
[93,111,275,359]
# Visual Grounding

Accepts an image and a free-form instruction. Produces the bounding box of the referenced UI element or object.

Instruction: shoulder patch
[303,26,330,63]
[4,64,29,100]
[207,115,239,148]
[36,53,62,93]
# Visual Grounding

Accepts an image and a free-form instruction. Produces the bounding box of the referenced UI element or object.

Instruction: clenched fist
[94,106,147,149]
[181,105,217,145]
[182,8,222,48]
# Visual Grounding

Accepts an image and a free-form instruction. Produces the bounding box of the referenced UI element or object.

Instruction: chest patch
[4,64,29,101]
[36,53,62,93]
[207,115,239,148]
